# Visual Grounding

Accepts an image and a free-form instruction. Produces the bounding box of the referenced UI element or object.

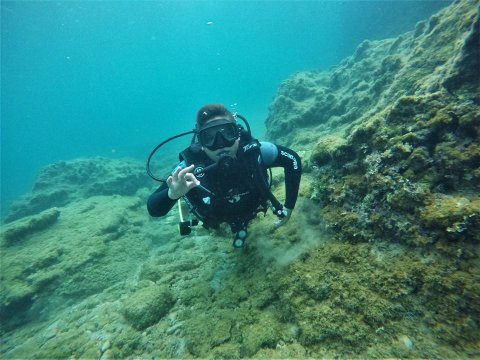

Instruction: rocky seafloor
[1,0,479,358]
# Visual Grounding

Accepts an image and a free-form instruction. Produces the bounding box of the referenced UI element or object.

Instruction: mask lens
[200,123,237,149]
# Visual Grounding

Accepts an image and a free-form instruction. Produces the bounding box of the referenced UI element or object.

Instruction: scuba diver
[146,104,302,248]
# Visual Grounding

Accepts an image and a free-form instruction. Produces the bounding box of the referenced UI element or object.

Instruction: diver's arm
[147,183,177,217]
[260,142,302,210]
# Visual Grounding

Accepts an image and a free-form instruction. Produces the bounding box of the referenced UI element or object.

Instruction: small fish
[206,21,213,26]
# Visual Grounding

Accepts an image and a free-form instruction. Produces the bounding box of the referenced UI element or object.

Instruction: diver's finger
[171,166,181,181]
[166,176,173,187]
[178,164,195,178]
[186,178,200,189]
[184,172,198,182]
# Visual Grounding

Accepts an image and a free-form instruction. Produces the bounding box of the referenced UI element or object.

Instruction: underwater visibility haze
[2,0,480,359]
[1,0,449,212]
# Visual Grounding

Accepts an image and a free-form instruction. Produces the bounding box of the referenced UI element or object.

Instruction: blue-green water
[1,0,450,213]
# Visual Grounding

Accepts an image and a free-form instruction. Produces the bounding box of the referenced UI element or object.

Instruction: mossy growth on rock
[1,208,60,245]
[4,157,152,223]
[122,283,175,330]
[421,194,480,242]
[262,2,480,355]
[310,135,350,167]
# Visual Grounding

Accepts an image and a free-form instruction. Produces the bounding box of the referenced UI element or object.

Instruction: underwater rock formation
[264,0,480,356]
[267,0,480,250]
[2,207,60,245]
[267,0,479,147]
[4,157,152,223]
[0,194,151,333]
[1,1,479,359]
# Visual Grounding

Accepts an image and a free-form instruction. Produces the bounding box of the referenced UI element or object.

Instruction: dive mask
[198,119,239,151]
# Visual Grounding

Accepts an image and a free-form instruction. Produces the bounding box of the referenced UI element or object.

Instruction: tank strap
[240,139,284,215]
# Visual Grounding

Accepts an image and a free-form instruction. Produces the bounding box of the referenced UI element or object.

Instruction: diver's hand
[274,207,292,228]
[166,164,200,200]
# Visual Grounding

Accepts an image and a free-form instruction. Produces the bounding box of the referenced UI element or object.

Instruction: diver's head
[196,104,240,162]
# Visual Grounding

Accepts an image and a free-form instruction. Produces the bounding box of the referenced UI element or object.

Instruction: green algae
[263,0,480,357]
[122,283,175,330]
[0,195,150,333]
[311,134,350,167]
[1,207,60,245]
[5,157,152,223]
[421,194,480,240]
[1,188,478,359]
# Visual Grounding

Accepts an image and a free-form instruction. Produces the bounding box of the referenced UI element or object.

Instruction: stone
[1,208,60,245]
[122,285,175,330]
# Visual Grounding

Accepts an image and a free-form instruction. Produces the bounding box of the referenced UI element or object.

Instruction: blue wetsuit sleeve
[260,141,302,209]
[147,162,186,217]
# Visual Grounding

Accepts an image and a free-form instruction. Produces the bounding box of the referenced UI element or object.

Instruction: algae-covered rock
[311,135,350,167]
[265,0,480,253]
[421,194,480,241]
[4,157,152,222]
[239,312,280,357]
[184,311,234,356]
[0,194,152,337]
[122,284,175,330]
[1,207,60,245]
[443,7,480,95]
[266,0,479,149]
[0,281,35,331]
[261,1,480,356]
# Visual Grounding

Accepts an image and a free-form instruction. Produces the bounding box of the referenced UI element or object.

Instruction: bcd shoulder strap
[240,138,284,215]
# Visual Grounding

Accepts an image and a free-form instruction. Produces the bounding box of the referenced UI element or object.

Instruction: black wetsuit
[147,141,301,228]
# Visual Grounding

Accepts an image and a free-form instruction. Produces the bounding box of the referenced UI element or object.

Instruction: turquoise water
[1,0,450,213]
